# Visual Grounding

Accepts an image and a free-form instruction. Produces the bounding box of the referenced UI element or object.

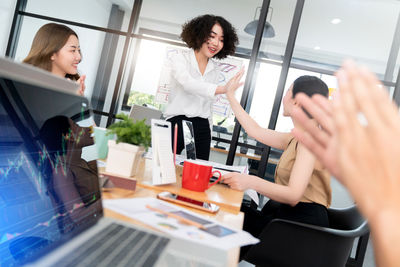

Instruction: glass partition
[293,0,400,82]
[123,0,265,164]
[257,0,297,62]
[234,0,297,167]
[0,0,17,55]
[136,0,262,52]
[25,0,134,32]
[13,16,128,128]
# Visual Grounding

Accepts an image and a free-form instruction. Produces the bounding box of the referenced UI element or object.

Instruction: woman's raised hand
[215,67,245,96]
[77,74,86,96]
[224,67,245,97]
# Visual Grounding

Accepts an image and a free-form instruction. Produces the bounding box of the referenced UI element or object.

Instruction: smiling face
[51,35,81,78]
[198,23,224,58]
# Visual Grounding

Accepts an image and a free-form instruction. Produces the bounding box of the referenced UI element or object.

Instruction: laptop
[0,57,228,267]
[129,104,162,126]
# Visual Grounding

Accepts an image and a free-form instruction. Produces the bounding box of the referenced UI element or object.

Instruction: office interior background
[1,0,399,265]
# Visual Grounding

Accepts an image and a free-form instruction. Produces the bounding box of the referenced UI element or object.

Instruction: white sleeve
[169,53,217,99]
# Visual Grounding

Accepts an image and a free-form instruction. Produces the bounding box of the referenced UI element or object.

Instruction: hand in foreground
[77,74,86,96]
[292,60,400,218]
[292,60,400,267]
[291,94,339,177]
[333,61,400,217]
[221,172,253,191]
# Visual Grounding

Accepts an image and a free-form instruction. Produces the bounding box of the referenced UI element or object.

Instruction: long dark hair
[23,23,81,81]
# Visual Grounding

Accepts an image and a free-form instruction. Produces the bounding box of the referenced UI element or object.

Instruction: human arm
[291,93,339,177]
[333,62,400,267]
[222,142,316,206]
[77,74,86,96]
[291,60,400,267]
[214,68,245,95]
[224,71,291,150]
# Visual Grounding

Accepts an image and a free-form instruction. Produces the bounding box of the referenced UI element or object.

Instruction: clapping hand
[77,74,86,96]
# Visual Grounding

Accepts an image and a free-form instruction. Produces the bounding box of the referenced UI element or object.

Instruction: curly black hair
[181,14,238,59]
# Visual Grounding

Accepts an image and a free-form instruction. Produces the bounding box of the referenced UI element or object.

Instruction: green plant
[128,91,162,110]
[107,114,151,149]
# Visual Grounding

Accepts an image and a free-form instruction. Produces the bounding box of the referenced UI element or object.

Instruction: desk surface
[101,158,244,214]
[102,186,244,232]
[102,182,244,267]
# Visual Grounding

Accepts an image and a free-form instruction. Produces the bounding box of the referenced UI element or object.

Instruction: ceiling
[110,0,400,77]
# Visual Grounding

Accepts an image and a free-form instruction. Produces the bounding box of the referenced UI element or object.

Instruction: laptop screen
[0,58,103,265]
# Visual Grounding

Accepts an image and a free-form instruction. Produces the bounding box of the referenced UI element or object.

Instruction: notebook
[0,57,228,267]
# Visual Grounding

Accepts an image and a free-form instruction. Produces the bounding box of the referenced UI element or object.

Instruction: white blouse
[163,49,220,122]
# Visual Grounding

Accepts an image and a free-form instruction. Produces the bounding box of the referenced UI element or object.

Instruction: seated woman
[39,116,100,233]
[23,23,86,95]
[222,75,332,259]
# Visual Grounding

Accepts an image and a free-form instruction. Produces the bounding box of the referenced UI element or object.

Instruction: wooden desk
[102,158,244,214]
[100,157,246,266]
[102,186,244,234]
[102,185,244,267]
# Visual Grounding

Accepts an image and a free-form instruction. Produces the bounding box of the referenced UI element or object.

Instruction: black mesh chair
[243,205,370,267]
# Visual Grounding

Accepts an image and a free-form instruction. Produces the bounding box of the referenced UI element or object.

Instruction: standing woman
[164,14,241,160]
[23,23,86,95]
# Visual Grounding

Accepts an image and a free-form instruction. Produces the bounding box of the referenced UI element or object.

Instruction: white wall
[0,0,17,56]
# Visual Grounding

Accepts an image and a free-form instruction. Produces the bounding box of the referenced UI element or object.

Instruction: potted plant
[105,114,151,177]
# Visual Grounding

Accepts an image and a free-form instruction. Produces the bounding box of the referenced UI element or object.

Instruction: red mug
[182,161,222,192]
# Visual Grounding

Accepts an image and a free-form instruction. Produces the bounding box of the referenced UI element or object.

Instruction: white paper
[184,159,247,175]
[103,197,259,250]
[151,119,176,185]
[245,189,259,206]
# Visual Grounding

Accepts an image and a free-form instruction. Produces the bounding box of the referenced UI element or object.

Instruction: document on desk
[103,198,259,250]
[151,119,176,185]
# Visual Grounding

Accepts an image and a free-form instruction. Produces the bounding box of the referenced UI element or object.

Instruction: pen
[146,204,206,229]
[173,123,178,165]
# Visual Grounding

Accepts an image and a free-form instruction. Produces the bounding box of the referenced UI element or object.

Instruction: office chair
[243,205,370,267]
